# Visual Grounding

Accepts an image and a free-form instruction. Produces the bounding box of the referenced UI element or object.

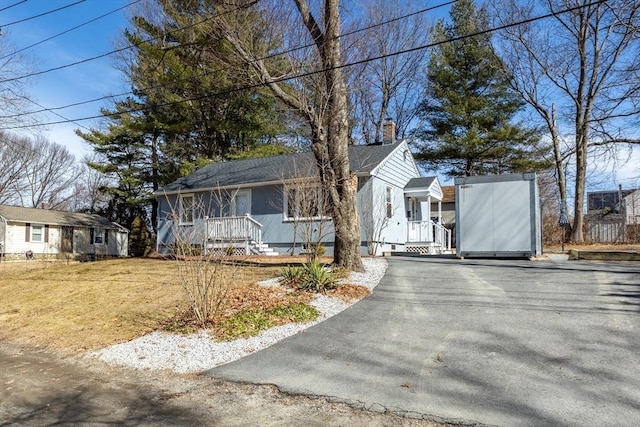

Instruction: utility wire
[0,0,142,61]
[0,0,458,118]
[0,0,260,85]
[0,0,606,131]
[0,0,28,14]
[1,0,85,27]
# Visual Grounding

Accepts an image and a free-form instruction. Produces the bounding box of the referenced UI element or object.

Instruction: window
[93,229,105,245]
[385,187,393,219]
[285,186,329,220]
[31,225,43,242]
[180,195,194,224]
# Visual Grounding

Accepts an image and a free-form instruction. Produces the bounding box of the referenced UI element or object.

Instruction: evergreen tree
[413,0,549,177]
[129,216,152,257]
[76,0,290,231]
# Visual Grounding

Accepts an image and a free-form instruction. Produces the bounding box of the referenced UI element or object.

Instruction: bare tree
[0,132,32,205]
[15,137,81,209]
[492,0,640,242]
[347,0,430,144]
[202,0,364,270]
[68,154,113,213]
[0,28,39,129]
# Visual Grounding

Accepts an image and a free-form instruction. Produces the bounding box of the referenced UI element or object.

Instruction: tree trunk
[571,9,590,244]
[571,131,587,243]
[551,105,571,235]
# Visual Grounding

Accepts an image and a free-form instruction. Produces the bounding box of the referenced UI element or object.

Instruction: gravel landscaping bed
[90,257,387,373]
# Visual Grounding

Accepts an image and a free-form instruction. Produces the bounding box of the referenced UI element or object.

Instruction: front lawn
[0,258,287,353]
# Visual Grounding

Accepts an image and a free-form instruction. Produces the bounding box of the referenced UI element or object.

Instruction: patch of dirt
[328,283,371,302]
[0,341,448,426]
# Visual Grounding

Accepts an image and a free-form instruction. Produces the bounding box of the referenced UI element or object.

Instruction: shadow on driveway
[209,257,640,426]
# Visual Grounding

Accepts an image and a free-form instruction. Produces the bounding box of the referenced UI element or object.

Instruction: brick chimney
[382,117,396,144]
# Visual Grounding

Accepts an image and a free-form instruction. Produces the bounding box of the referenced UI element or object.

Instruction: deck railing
[407,220,451,252]
[205,214,262,250]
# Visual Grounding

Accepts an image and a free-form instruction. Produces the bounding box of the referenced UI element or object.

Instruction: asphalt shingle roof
[158,144,399,193]
[0,205,126,230]
[404,177,437,189]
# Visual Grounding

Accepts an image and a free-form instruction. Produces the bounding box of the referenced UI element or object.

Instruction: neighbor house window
[93,229,105,245]
[180,194,194,224]
[285,185,329,220]
[385,187,393,219]
[31,224,43,242]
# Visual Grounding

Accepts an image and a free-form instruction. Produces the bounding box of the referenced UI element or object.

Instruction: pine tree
[413,0,549,177]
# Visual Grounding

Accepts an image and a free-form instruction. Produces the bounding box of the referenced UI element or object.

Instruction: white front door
[233,190,251,216]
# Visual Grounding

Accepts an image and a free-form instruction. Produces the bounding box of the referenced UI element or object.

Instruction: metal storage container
[455,173,542,258]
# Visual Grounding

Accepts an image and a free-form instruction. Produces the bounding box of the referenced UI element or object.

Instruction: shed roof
[157,143,400,194]
[0,205,127,231]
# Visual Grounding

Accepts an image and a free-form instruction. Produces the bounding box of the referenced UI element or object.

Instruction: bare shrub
[167,192,241,327]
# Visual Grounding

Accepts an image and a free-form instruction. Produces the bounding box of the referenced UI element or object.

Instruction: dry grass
[544,243,640,252]
[0,258,282,353]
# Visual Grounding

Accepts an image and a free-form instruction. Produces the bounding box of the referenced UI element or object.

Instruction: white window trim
[179,194,194,225]
[385,186,393,219]
[31,224,44,242]
[93,229,105,245]
[283,185,331,222]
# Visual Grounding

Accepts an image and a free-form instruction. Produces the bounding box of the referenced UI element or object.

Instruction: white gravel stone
[90,257,387,373]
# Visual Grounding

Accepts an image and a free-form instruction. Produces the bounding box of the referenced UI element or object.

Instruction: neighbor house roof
[441,185,455,203]
[157,143,401,194]
[0,205,127,231]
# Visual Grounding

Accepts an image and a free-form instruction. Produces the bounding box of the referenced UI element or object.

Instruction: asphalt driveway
[209,256,640,426]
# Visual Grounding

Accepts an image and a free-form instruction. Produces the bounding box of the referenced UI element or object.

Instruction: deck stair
[204,215,278,256]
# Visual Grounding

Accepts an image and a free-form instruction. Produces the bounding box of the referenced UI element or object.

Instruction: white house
[0,205,129,260]
[155,137,450,256]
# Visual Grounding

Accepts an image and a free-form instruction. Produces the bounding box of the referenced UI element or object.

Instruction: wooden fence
[584,214,639,243]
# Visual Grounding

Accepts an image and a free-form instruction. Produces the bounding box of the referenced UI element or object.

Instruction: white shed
[455,173,542,258]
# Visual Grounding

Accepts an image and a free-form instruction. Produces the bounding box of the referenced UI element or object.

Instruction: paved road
[210,256,640,426]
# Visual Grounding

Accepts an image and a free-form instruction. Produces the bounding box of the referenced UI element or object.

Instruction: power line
[1,0,457,118]
[0,0,28,14]
[0,0,260,85]
[0,0,142,61]
[0,0,606,131]
[1,0,85,27]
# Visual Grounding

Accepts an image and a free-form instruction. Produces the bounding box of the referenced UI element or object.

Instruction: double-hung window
[385,186,393,219]
[31,225,43,242]
[93,229,105,245]
[285,185,328,220]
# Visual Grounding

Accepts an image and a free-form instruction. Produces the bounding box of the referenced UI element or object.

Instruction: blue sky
[1,0,132,155]
[1,0,638,191]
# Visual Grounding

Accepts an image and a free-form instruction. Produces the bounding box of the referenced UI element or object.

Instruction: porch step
[250,241,279,256]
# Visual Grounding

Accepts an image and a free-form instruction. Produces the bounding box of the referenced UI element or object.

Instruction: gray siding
[156,142,420,255]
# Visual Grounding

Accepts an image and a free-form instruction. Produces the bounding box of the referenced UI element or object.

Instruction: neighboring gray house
[155,140,449,256]
[0,205,129,260]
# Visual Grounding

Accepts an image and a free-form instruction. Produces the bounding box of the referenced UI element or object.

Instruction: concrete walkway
[209,256,640,426]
